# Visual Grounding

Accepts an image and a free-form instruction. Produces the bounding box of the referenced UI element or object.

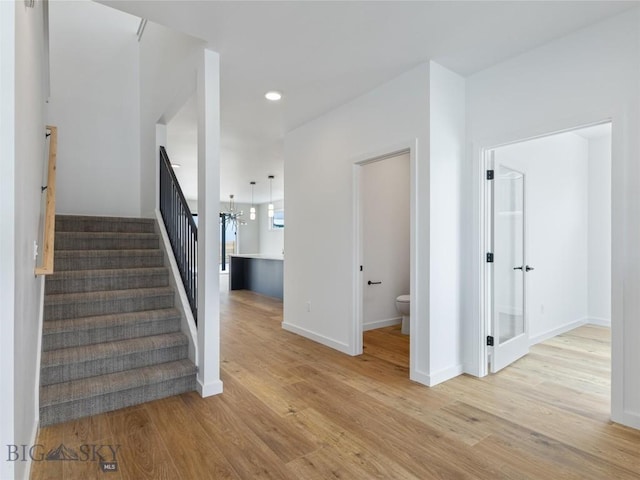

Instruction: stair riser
[55,236,159,251]
[54,254,164,271]
[40,375,196,427]
[42,319,181,351]
[41,215,196,427]
[41,345,189,386]
[45,272,169,294]
[56,218,155,234]
[44,294,174,321]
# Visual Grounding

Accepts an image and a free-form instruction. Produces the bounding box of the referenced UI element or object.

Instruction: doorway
[482,122,612,377]
[356,150,411,369]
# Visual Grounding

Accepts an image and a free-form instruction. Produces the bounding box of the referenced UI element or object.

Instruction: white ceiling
[99,0,638,204]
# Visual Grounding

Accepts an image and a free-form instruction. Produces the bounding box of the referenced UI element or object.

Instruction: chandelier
[220,194,245,232]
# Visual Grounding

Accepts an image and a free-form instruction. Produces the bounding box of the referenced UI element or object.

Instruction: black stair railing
[159,146,197,324]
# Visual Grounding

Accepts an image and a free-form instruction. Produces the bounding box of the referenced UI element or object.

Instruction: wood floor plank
[61,436,123,480]
[144,395,240,480]
[180,391,299,479]
[471,410,639,480]
[435,375,640,474]
[31,291,639,480]
[108,407,182,480]
[217,373,318,462]
[287,407,420,479]
[30,426,64,480]
[222,358,311,416]
[284,369,503,479]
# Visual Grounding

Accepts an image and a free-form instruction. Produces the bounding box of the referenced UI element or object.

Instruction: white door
[361,153,410,330]
[490,163,530,372]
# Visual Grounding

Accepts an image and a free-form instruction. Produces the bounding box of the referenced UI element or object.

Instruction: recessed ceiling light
[171,163,181,169]
[265,91,282,101]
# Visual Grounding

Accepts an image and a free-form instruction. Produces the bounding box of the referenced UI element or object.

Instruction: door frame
[477,119,613,377]
[352,140,417,375]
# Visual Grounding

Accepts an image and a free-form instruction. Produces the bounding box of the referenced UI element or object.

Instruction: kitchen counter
[229,253,284,261]
[229,254,283,299]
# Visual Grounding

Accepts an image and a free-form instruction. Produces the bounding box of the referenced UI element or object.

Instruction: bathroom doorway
[356,150,411,369]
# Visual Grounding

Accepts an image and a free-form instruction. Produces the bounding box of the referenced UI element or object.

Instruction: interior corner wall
[494,133,589,343]
[258,201,284,255]
[283,63,431,374]
[139,21,204,217]
[47,1,141,217]
[587,134,612,325]
[466,7,640,428]
[12,2,48,479]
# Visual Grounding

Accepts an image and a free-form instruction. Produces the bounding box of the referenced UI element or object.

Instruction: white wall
[218,201,260,254]
[466,8,640,428]
[361,153,410,330]
[139,21,203,217]
[7,2,48,479]
[48,1,141,217]
[0,2,16,478]
[258,200,284,255]
[166,95,197,202]
[237,202,260,254]
[283,63,432,382]
[587,134,612,325]
[193,199,261,254]
[284,61,466,386]
[494,133,589,343]
[429,62,466,381]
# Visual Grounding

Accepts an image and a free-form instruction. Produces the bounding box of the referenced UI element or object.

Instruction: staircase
[40,215,196,427]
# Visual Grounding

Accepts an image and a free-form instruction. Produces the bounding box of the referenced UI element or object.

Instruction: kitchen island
[229,254,284,299]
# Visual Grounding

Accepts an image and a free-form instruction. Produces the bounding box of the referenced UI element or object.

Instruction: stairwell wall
[0,3,16,479]
[47,1,141,217]
[139,21,204,217]
[4,2,49,479]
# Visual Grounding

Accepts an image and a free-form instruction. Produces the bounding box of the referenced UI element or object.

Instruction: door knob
[513,266,523,271]
[367,280,382,285]
[525,265,535,272]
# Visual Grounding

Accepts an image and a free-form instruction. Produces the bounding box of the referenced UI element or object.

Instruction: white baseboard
[281,322,352,355]
[612,410,640,430]
[411,364,464,387]
[462,363,484,378]
[528,317,588,346]
[19,419,39,480]
[587,316,611,327]
[197,378,223,397]
[363,317,401,331]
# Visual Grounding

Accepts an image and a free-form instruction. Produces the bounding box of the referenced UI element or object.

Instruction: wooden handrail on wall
[35,125,57,276]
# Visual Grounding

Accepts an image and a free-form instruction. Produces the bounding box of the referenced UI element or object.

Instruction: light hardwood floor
[32,291,640,479]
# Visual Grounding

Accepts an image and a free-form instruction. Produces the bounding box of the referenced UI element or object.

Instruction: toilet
[395,295,410,335]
